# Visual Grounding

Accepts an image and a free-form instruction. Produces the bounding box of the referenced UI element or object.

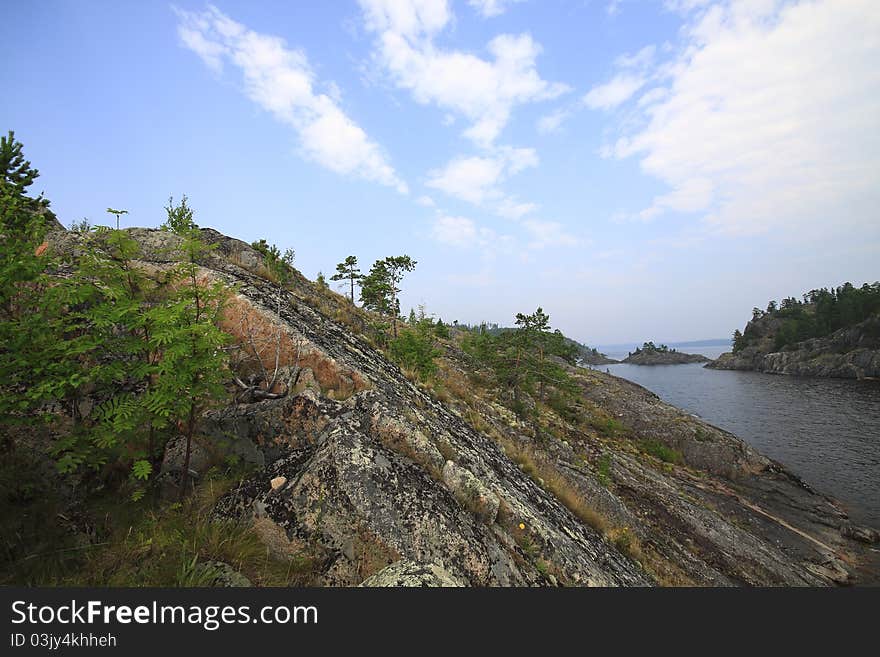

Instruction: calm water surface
[597,347,880,528]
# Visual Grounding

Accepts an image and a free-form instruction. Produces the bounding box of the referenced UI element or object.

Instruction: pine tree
[360,256,416,338]
[0,130,50,233]
[462,308,577,417]
[330,255,362,304]
[384,256,416,338]
[389,316,440,382]
[732,329,744,353]
[0,133,58,438]
[360,260,393,317]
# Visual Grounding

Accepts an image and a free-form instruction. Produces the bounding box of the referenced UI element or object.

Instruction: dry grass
[220,295,368,399]
[52,476,320,587]
[498,437,609,535]
[351,526,400,584]
[228,253,280,283]
[492,433,692,584]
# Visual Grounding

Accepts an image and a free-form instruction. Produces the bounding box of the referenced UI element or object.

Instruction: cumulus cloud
[358,0,568,146]
[607,0,880,235]
[522,219,581,249]
[426,147,538,205]
[614,44,656,69]
[468,0,525,18]
[426,156,505,205]
[583,74,646,110]
[538,44,655,133]
[663,0,713,15]
[430,214,508,250]
[638,178,714,221]
[176,6,407,193]
[496,198,539,220]
[431,215,479,247]
[536,108,572,134]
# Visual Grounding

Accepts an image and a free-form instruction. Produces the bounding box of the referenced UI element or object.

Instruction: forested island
[2,133,878,588]
[710,284,880,378]
[623,342,710,365]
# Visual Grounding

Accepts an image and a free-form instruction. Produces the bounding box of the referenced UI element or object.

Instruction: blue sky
[3,0,878,344]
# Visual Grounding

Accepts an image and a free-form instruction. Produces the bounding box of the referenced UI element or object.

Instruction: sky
[3,0,878,345]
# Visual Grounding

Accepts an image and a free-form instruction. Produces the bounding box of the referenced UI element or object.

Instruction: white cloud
[663,0,713,15]
[536,107,573,134]
[426,156,505,204]
[430,214,506,250]
[177,23,226,73]
[431,215,479,247]
[469,0,525,18]
[358,0,568,145]
[583,74,646,110]
[607,0,624,16]
[176,6,407,193]
[496,198,538,220]
[638,178,714,221]
[615,44,656,69]
[608,0,880,235]
[416,195,436,207]
[561,44,655,126]
[522,219,580,249]
[426,147,538,205]
[500,146,539,173]
[359,0,451,39]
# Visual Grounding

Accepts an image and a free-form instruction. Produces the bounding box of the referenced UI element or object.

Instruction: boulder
[160,435,210,477]
[158,435,212,499]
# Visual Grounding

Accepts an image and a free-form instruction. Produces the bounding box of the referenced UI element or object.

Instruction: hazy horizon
[3,1,878,345]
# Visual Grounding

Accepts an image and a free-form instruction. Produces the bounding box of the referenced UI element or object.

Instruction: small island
[708,283,880,378]
[576,345,619,366]
[623,341,710,365]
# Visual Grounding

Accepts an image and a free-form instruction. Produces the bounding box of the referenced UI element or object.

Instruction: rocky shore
[623,350,710,365]
[578,352,619,366]
[29,226,880,586]
[708,315,880,379]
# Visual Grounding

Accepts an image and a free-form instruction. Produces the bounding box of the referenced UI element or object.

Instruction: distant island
[709,282,880,379]
[623,342,710,365]
[571,341,618,366]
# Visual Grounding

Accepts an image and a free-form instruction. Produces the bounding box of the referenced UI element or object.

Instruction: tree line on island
[733,282,880,353]
[628,341,677,357]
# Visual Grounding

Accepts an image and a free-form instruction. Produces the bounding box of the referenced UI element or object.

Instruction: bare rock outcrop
[91,226,878,586]
[708,315,880,379]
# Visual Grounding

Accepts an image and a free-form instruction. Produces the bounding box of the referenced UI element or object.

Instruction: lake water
[595,347,880,528]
